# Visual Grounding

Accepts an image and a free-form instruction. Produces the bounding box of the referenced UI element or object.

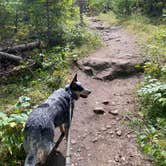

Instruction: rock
[71,139,76,145]
[96,131,101,135]
[107,130,114,135]
[78,56,144,81]
[127,134,131,138]
[116,130,122,136]
[116,117,121,121]
[102,100,109,105]
[96,26,105,30]
[101,127,107,131]
[79,57,111,71]
[83,66,93,76]
[93,107,105,114]
[109,110,118,115]
[88,153,92,157]
[114,156,119,162]
[106,125,111,129]
[92,137,98,143]
[78,157,84,161]
[77,148,81,152]
[121,156,126,161]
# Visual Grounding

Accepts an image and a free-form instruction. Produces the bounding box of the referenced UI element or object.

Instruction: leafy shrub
[0,96,31,165]
[65,25,100,48]
[87,0,112,15]
[111,0,137,16]
[137,0,166,17]
[137,125,166,166]
[145,28,166,66]
[138,77,166,113]
[137,76,166,165]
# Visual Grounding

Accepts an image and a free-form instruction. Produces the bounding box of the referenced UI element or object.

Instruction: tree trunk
[0,40,40,54]
[0,52,23,63]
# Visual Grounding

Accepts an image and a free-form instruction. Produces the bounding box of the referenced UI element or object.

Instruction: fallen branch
[0,40,41,53]
[0,52,23,63]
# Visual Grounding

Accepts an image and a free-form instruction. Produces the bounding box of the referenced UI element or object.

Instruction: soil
[46,18,153,166]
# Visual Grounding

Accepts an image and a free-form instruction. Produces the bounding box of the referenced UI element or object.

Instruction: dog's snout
[87,90,91,94]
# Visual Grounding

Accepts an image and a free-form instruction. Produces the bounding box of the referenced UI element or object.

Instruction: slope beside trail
[46,18,153,166]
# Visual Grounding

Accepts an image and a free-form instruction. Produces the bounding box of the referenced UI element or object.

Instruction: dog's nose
[87,90,91,94]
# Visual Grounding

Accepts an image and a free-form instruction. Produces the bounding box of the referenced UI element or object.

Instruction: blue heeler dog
[23,74,91,166]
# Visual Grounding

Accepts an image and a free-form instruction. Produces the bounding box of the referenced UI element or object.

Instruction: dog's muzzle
[80,89,91,98]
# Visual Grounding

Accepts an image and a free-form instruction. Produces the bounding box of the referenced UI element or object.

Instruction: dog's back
[24,88,71,165]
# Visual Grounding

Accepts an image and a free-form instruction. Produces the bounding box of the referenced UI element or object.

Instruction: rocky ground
[46,18,153,166]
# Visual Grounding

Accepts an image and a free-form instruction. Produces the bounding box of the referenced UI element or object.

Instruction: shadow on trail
[46,151,65,166]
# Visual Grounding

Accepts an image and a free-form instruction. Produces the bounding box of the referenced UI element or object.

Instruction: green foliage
[0,96,31,165]
[138,77,166,113]
[111,0,137,16]
[137,0,166,17]
[134,16,166,165]
[146,28,166,65]
[87,0,112,15]
[137,75,166,165]
[137,125,166,166]
[65,25,101,48]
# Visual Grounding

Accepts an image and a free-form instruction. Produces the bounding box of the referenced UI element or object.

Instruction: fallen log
[0,40,40,53]
[0,52,23,63]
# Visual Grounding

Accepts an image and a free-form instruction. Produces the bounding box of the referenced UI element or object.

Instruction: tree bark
[0,40,40,53]
[0,52,23,63]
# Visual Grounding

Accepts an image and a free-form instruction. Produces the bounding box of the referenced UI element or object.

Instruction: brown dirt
[46,18,153,166]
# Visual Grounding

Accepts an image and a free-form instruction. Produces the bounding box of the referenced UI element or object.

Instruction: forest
[0,0,165,166]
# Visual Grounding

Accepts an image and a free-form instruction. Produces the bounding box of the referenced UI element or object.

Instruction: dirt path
[46,18,152,166]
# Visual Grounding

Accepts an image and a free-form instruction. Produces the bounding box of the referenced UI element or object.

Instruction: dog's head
[66,74,91,100]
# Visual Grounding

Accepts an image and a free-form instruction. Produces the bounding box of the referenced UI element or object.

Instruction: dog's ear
[70,73,77,87]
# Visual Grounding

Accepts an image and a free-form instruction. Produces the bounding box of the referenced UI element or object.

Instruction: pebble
[78,157,84,161]
[114,156,119,162]
[101,127,107,131]
[77,148,81,152]
[93,107,105,114]
[108,130,114,135]
[71,139,76,145]
[127,134,131,138]
[96,131,101,135]
[116,117,121,121]
[102,100,109,105]
[109,110,118,115]
[116,130,122,136]
[88,153,92,157]
[92,137,98,143]
[121,156,126,161]
[106,125,111,129]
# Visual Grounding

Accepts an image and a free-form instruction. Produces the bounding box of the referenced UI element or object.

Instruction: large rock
[77,57,144,81]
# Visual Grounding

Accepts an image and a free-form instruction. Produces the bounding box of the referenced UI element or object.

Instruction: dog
[23,74,91,166]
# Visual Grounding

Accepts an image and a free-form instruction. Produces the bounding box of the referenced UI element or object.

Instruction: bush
[111,0,137,16]
[87,0,112,15]
[0,96,31,165]
[137,0,166,17]
[137,77,166,165]
[145,28,166,65]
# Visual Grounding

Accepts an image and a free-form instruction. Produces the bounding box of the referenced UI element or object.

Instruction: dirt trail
[46,18,152,166]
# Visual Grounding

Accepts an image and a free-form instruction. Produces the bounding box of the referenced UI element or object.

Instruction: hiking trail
[46,17,153,166]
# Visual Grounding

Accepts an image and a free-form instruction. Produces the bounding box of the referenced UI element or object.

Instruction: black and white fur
[23,74,91,166]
